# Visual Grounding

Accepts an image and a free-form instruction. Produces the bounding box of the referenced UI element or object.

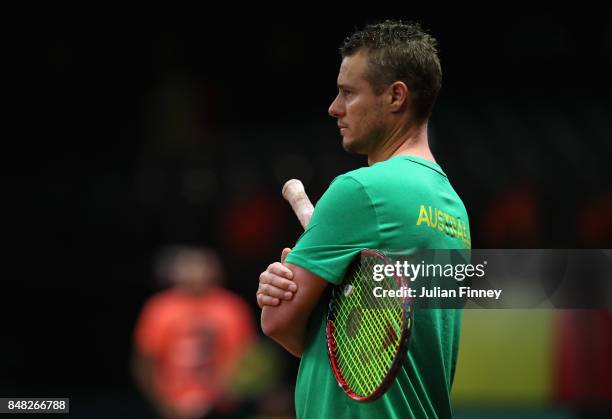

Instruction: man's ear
[388,81,410,112]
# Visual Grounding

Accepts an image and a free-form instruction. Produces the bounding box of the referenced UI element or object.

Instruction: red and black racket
[283,179,414,402]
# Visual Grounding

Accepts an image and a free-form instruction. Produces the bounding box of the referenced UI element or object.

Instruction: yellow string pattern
[329,252,410,398]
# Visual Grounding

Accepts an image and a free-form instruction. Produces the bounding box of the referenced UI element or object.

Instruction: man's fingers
[256,259,298,309]
[267,262,294,280]
[257,293,280,308]
[281,247,292,263]
[260,271,297,292]
[258,283,294,300]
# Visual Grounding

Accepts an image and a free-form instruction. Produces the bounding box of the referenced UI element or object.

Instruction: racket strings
[359,276,403,381]
[330,254,405,396]
[333,265,375,392]
[335,260,400,394]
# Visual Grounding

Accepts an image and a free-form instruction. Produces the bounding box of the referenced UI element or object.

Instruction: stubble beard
[341,120,386,156]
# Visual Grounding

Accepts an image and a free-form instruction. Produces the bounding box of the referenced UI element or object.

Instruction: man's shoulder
[336,158,432,192]
[145,289,178,308]
[332,164,387,189]
[341,164,382,181]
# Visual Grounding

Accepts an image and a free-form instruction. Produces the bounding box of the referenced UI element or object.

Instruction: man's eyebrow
[337,83,355,90]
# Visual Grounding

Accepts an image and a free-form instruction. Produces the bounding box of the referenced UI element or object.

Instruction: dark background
[3,7,611,417]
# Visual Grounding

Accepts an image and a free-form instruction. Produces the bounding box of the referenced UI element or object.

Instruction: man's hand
[256,248,297,308]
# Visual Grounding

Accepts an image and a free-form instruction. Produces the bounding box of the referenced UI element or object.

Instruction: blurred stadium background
[3,8,611,418]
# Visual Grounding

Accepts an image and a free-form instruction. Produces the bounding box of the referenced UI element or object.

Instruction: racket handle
[282,179,314,229]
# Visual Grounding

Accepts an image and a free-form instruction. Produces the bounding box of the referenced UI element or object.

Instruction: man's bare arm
[260,262,328,357]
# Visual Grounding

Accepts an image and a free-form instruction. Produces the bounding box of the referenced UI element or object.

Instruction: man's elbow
[260,307,290,338]
[260,309,303,357]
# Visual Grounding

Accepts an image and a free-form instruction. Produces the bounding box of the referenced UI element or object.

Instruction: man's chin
[342,137,365,154]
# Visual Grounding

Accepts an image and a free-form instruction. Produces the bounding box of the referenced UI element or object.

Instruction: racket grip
[282,179,314,229]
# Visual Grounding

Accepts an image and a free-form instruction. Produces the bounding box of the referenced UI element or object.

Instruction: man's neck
[367,121,434,166]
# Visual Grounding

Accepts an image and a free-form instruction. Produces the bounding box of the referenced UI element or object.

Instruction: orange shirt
[134,287,255,412]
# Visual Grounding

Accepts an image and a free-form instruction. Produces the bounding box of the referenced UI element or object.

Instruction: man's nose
[328,95,343,118]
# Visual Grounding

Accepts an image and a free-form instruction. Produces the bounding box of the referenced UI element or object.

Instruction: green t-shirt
[285,156,471,419]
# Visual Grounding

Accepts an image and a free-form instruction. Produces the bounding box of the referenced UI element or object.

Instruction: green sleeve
[284,175,380,285]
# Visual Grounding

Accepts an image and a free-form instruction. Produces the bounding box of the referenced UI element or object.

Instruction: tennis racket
[282,179,414,402]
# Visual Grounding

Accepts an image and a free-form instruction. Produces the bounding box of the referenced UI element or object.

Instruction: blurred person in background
[132,246,256,419]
